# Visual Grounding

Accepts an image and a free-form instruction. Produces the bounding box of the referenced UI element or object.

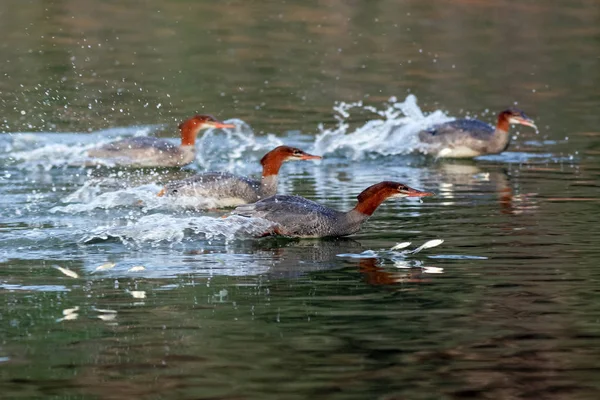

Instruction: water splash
[312,94,452,159]
[194,118,283,172]
[2,96,564,170]
[8,96,448,168]
[9,143,94,170]
[51,182,164,213]
[81,213,276,246]
[51,178,260,213]
[2,119,288,172]
[395,239,444,255]
[5,125,160,169]
[338,239,445,260]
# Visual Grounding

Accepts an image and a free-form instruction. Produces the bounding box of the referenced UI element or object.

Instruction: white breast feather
[438,146,481,158]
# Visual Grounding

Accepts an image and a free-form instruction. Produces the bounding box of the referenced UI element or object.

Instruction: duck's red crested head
[354,181,434,216]
[179,114,235,146]
[260,146,322,176]
[497,108,537,132]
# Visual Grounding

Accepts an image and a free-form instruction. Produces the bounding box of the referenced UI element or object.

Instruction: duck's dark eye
[172,189,178,194]
[293,150,302,155]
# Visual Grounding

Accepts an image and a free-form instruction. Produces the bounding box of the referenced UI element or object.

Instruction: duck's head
[260,146,322,176]
[354,181,434,216]
[179,114,235,131]
[179,115,235,146]
[500,109,537,129]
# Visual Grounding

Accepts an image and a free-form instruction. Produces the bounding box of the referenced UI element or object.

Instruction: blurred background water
[1,0,600,399]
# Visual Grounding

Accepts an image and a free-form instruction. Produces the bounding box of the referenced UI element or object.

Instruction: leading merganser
[87,115,234,167]
[157,146,322,208]
[232,181,433,238]
[418,108,537,158]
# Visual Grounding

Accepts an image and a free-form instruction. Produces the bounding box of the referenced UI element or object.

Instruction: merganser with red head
[157,146,322,208]
[87,115,235,167]
[418,108,537,158]
[232,181,433,238]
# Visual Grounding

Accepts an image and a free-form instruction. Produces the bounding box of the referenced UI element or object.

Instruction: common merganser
[87,115,234,167]
[232,181,433,238]
[157,146,322,207]
[418,108,537,158]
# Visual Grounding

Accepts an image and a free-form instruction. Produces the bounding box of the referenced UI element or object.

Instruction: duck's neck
[333,187,396,236]
[496,113,510,133]
[490,114,511,153]
[261,156,284,177]
[353,191,392,216]
[258,155,285,198]
[260,174,278,198]
[338,209,371,236]
[181,127,200,146]
[177,146,197,165]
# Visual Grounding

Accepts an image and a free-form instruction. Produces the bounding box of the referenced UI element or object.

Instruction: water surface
[1,0,600,399]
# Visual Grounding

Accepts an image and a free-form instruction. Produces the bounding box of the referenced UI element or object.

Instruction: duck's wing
[88,137,184,163]
[162,172,261,202]
[232,195,340,237]
[232,195,319,217]
[419,119,494,144]
[86,137,195,167]
[96,137,178,152]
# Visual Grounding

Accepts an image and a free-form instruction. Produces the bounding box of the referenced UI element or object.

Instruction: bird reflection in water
[434,162,538,216]
[246,237,365,278]
[241,237,445,284]
[357,257,442,286]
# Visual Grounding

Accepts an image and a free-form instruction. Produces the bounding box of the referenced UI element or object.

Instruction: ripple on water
[0,283,70,292]
[478,151,572,164]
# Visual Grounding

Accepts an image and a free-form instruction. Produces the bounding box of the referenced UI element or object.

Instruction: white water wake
[312,94,452,159]
[4,125,161,169]
[81,213,275,246]
[3,95,453,169]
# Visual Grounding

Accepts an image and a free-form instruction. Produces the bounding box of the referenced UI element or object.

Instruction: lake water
[1,0,600,399]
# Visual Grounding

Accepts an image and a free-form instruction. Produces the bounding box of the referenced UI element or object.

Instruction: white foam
[312,94,453,159]
[81,213,275,245]
[4,119,288,171]
[52,179,255,213]
[9,143,93,169]
[3,97,561,170]
[51,182,164,213]
[194,118,283,172]
[5,125,160,169]
[61,180,108,204]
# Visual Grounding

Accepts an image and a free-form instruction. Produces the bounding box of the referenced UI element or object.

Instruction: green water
[1,0,600,399]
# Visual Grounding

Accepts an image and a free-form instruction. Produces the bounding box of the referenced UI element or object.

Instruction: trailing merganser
[418,108,536,158]
[232,181,433,238]
[87,115,234,167]
[157,146,322,207]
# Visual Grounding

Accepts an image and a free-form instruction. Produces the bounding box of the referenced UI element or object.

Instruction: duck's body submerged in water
[87,115,234,167]
[418,108,536,158]
[157,146,322,208]
[232,181,433,238]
